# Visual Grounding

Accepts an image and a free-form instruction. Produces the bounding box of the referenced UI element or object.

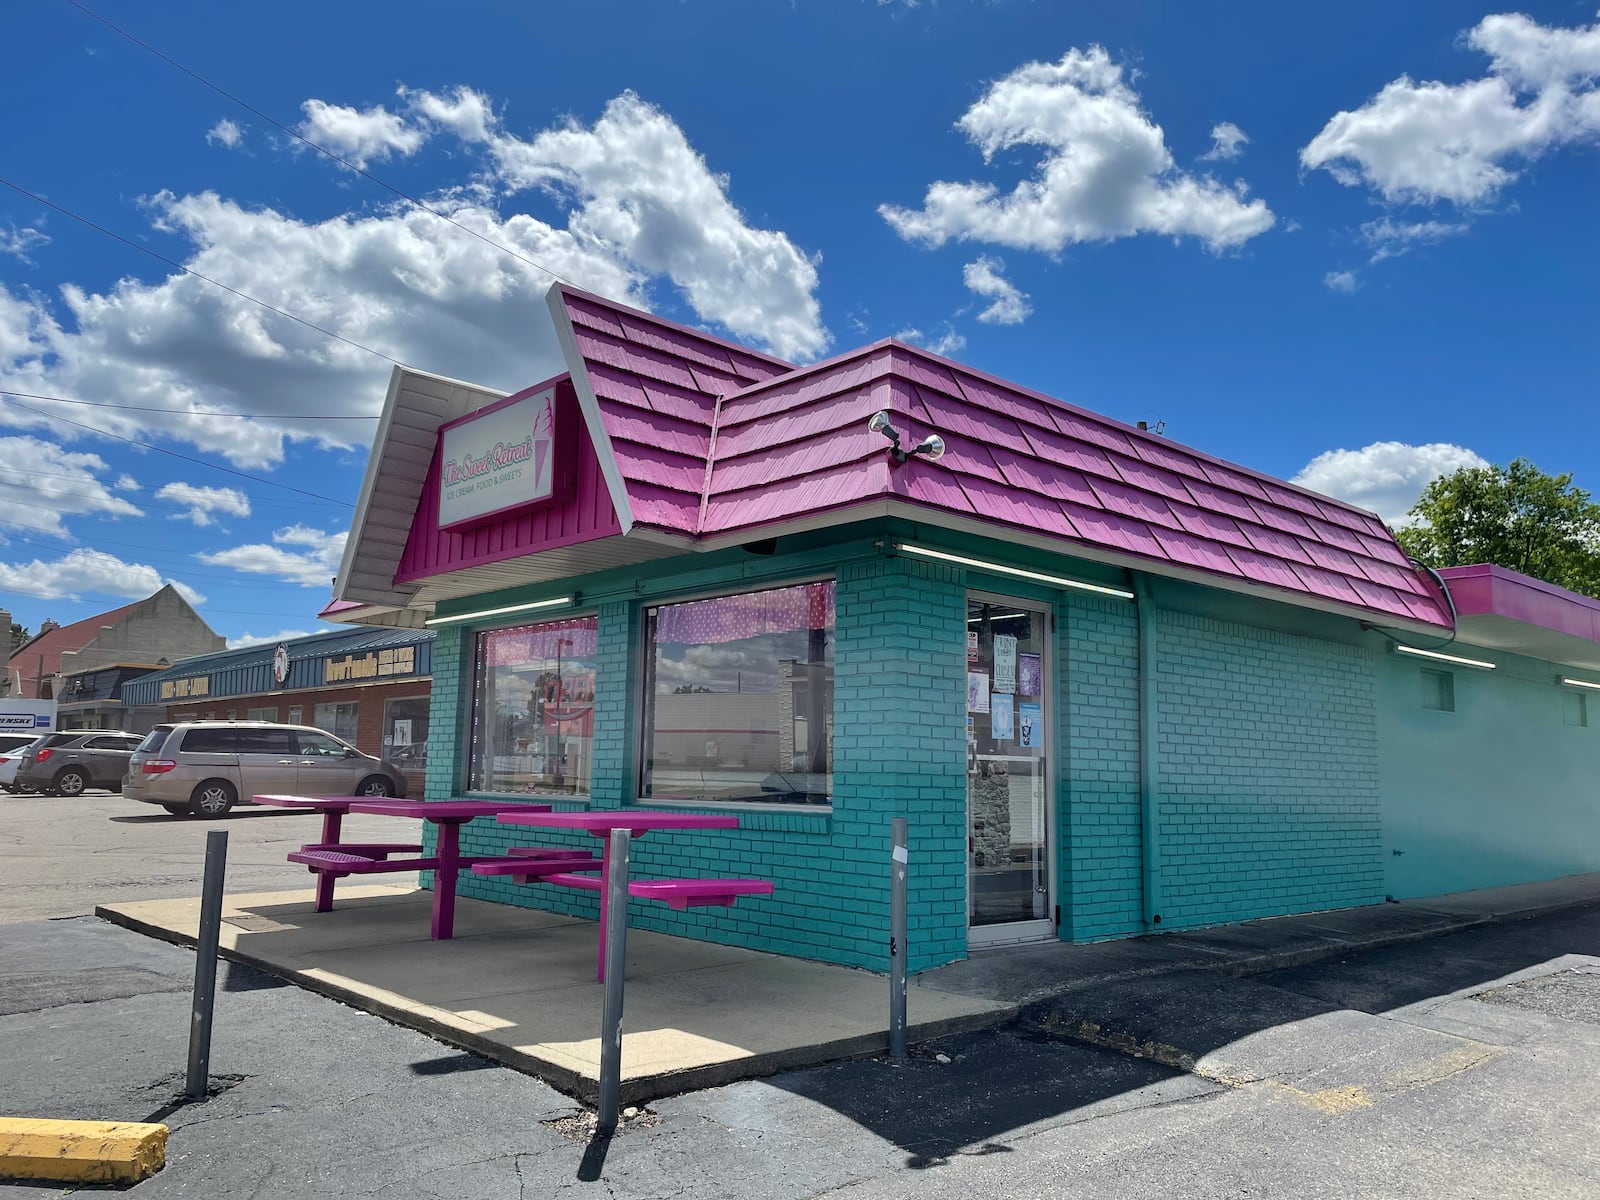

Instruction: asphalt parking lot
[5,790,1600,1197]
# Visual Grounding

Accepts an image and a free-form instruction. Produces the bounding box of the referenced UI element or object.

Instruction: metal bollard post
[889,816,908,1059]
[596,827,631,1137]
[186,829,229,1099]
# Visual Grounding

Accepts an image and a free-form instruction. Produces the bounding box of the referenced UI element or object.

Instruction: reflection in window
[642,581,834,806]
[312,701,359,743]
[383,696,430,769]
[470,616,598,795]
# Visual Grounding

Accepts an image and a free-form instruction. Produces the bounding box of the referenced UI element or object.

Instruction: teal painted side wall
[1379,647,1600,898]
[1151,610,1384,926]
[1059,594,1144,941]
[439,548,969,972]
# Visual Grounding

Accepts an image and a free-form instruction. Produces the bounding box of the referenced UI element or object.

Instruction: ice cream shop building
[326,283,1600,972]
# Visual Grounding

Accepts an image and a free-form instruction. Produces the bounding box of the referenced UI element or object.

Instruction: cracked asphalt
[4,792,1600,1197]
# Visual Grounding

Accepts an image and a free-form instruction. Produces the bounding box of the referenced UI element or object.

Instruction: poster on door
[992,693,1015,741]
[993,634,1018,694]
[966,671,991,714]
[1017,653,1041,698]
[1018,702,1041,748]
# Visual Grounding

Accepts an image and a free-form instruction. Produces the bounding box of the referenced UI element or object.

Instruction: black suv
[13,730,143,796]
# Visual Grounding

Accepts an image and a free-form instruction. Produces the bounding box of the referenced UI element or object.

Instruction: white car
[0,734,44,793]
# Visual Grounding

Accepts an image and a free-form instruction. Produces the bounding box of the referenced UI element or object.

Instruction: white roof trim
[334,364,507,610]
[546,283,637,536]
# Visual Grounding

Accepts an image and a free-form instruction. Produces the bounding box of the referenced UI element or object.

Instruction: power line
[0,396,354,507]
[62,0,580,293]
[0,177,409,371]
[0,389,377,421]
[0,463,344,509]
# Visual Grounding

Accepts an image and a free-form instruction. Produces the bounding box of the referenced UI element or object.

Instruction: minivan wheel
[160,803,189,817]
[54,769,89,798]
[191,780,237,818]
[355,775,394,797]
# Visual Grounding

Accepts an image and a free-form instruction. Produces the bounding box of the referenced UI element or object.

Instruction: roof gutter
[1135,574,1162,929]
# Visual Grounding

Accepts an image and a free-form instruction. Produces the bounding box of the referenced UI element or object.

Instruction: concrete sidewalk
[99,871,1600,1105]
[921,871,1600,1003]
[97,886,1010,1104]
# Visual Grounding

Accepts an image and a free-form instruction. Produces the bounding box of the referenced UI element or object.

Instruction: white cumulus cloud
[0,86,827,469]
[0,435,143,537]
[0,225,50,264]
[1324,270,1359,293]
[1291,440,1490,526]
[154,482,251,526]
[1200,121,1249,161]
[0,546,205,604]
[895,325,967,357]
[206,119,243,150]
[962,256,1032,324]
[1301,11,1600,207]
[296,99,426,168]
[1361,217,1472,263]
[199,524,348,587]
[879,47,1274,255]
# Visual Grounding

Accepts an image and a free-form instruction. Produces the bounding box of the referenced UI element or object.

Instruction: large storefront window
[470,616,598,795]
[642,580,834,806]
[313,701,359,744]
[383,696,430,770]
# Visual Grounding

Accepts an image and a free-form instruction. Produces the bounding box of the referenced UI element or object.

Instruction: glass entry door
[966,594,1054,944]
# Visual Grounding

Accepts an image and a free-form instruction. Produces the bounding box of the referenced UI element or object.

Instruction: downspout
[1135,575,1161,928]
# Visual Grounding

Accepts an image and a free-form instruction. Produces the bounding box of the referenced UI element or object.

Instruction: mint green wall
[416,525,1407,969]
[430,546,969,972]
[1379,646,1600,898]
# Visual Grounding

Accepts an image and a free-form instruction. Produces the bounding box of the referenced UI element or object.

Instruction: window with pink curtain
[469,615,598,795]
[641,581,834,806]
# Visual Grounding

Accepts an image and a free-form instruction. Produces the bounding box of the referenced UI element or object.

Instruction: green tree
[9,622,27,655]
[1396,458,1600,598]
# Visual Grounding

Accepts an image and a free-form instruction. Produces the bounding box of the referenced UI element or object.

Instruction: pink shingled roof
[549,285,1451,630]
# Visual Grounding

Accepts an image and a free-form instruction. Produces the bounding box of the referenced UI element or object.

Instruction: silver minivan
[125,721,409,817]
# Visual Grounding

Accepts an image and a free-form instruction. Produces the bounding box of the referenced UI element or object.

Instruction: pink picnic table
[349,800,551,939]
[496,808,741,981]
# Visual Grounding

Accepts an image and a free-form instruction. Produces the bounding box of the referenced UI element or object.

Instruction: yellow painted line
[0,1118,168,1185]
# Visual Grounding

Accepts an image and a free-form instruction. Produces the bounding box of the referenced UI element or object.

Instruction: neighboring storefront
[122,628,434,794]
[321,282,1600,975]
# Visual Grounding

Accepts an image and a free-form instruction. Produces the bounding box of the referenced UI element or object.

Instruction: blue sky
[3,0,1597,647]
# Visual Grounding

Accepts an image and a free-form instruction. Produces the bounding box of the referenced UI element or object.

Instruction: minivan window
[295,730,350,757]
[235,728,294,755]
[180,728,242,754]
[135,728,172,754]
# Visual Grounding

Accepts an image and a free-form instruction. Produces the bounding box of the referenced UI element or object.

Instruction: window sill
[635,797,832,834]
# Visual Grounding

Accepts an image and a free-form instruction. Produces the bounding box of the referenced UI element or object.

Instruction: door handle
[277,760,294,765]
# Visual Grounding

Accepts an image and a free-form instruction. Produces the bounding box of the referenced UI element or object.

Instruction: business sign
[0,700,55,732]
[160,677,211,701]
[272,643,290,685]
[438,389,556,530]
[324,644,417,684]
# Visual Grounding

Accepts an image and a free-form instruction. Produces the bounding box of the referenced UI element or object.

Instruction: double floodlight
[869,410,945,464]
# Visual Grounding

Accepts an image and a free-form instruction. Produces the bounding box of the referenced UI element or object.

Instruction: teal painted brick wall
[1153,610,1383,926]
[1059,594,1144,941]
[444,554,969,972]
[1380,644,1600,898]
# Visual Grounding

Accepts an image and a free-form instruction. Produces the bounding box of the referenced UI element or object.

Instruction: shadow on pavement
[109,808,312,824]
[765,1024,1211,1169]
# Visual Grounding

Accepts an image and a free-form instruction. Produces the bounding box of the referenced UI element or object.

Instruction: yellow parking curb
[0,1118,168,1184]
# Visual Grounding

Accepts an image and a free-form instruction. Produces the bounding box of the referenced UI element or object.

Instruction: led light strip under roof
[896,544,1135,600]
[1560,677,1600,691]
[424,596,573,627]
[1393,644,1497,670]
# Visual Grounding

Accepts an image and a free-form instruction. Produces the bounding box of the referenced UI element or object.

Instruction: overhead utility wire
[63,0,581,292]
[0,177,408,371]
[0,389,377,421]
[0,396,353,507]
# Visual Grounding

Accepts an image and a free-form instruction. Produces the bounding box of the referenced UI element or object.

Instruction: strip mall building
[122,628,434,796]
[325,283,1600,972]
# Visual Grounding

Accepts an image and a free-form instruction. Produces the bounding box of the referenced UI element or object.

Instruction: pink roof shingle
[548,285,1451,630]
